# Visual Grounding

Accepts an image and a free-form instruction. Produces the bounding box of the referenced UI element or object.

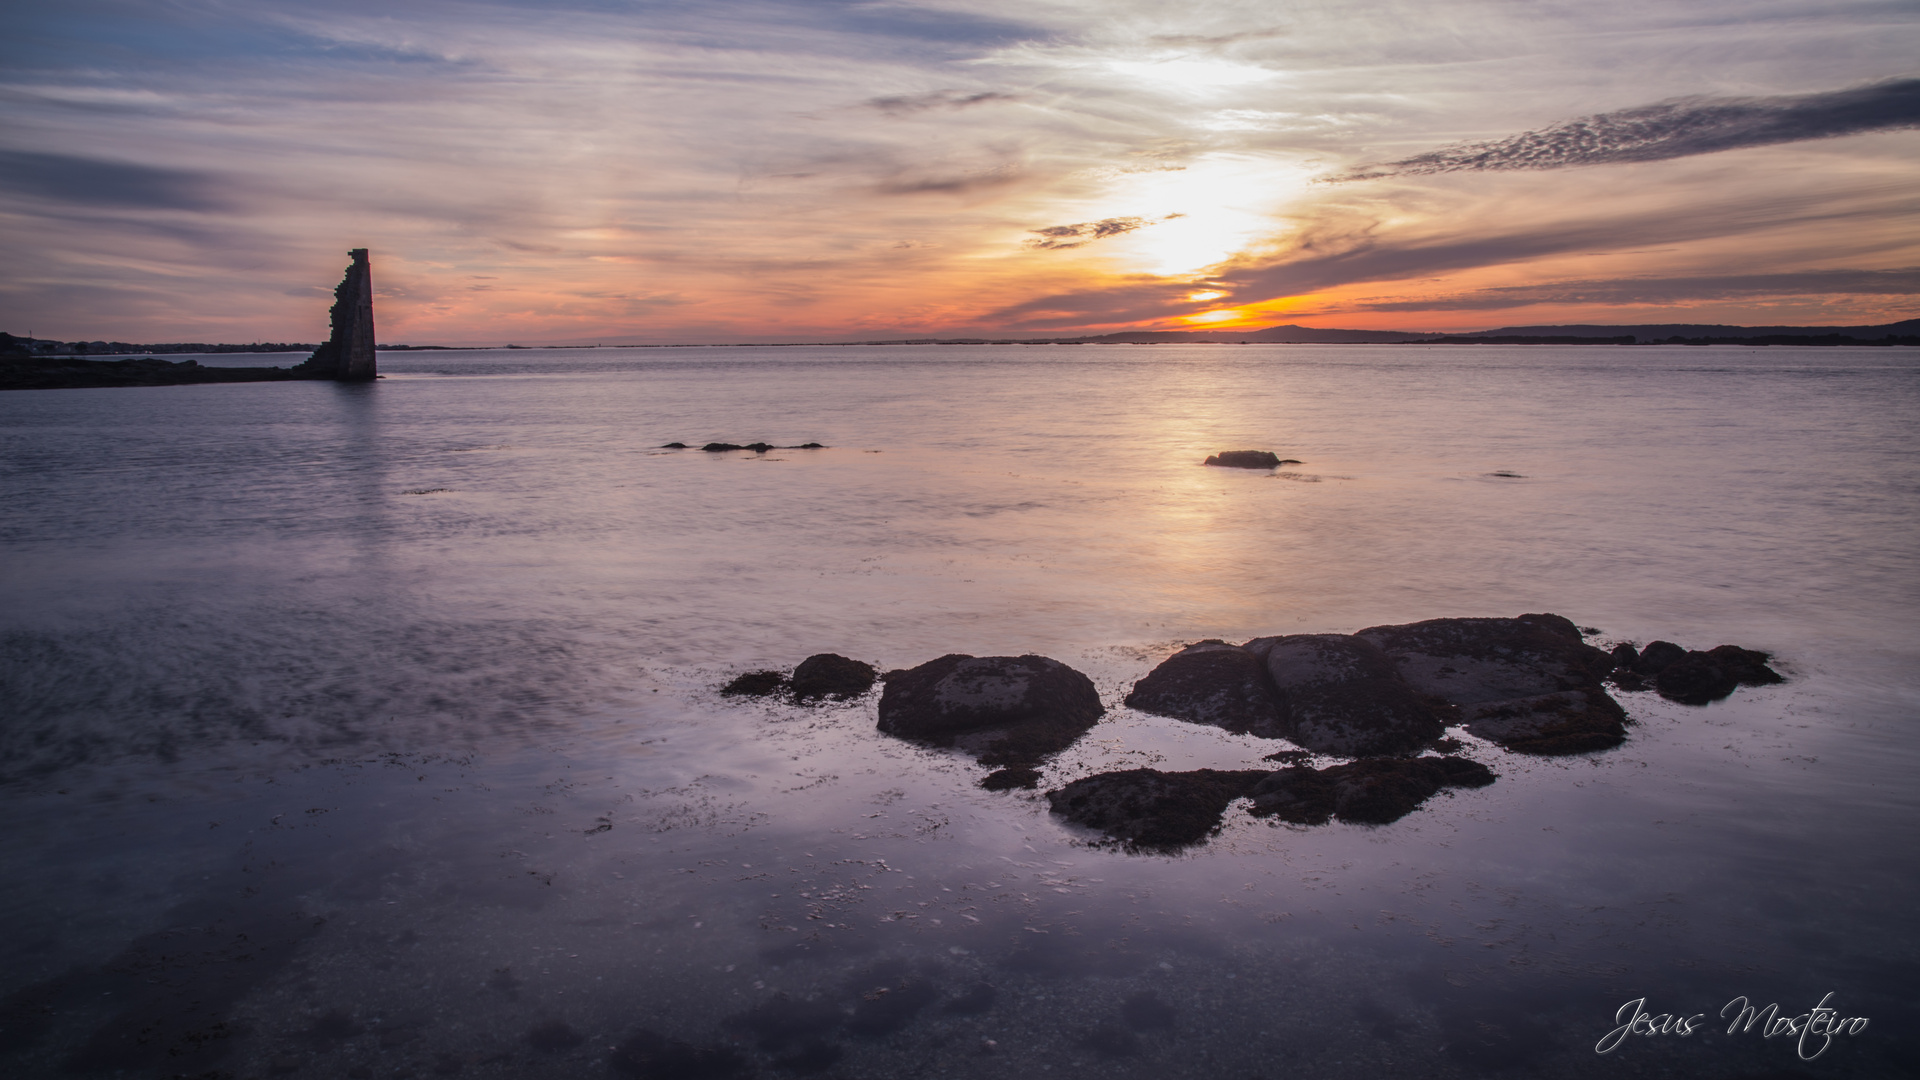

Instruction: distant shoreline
[7,319,1914,357]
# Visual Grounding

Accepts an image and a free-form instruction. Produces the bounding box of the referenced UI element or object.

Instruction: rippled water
[1,344,1915,1078]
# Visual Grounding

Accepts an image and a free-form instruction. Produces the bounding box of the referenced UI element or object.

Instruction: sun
[1098,154,1305,276]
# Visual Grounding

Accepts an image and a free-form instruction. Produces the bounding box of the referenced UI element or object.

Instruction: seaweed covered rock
[791,653,877,700]
[1247,756,1496,825]
[1355,614,1626,754]
[1245,633,1452,755]
[877,654,1104,767]
[1046,768,1268,850]
[1123,641,1283,736]
[1204,450,1281,469]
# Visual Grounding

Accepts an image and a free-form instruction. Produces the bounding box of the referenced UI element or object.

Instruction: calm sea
[1,344,1915,1078]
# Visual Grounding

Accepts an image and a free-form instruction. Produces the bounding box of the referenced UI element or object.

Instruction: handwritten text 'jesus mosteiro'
[1596,992,1869,1060]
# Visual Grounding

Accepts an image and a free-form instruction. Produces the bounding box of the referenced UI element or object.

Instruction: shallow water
[1,343,1915,1078]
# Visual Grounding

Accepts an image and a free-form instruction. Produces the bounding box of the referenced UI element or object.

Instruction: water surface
[2,344,1915,1077]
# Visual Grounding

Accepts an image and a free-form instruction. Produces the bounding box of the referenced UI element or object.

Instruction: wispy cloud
[1025,215,1182,250]
[0,150,231,211]
[1334,78,1920,180]
[865,89,1019,115]
[1344,268,1920,311]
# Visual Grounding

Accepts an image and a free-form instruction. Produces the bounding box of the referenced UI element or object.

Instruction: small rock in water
[877,654,1103,767]
[1652,644,1783,705]
[1203,450,1282,469]
[980,767,1041,790]
[1633,640,1690,675]
[720,670,788,697]
[1045,768,1268,851]
[790,653,877,700]
[659,442,688,449]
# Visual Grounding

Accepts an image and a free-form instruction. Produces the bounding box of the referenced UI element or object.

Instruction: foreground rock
[878,655,1104,768]
[1046,756,1496,849]
[1356,614,1625,754]
[1046,769,1268,850]
[1204,450,1282,469]
[1246,756,1496,825]
[1610,641,1783,703]
[790,653,877,700]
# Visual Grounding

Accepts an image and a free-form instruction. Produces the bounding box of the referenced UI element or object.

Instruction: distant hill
[835,318,1917,347]
[1468,319,1920,340]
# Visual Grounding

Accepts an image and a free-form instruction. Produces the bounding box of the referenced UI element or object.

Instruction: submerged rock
[878,654,1103,767]
[1248,633,1451,755]
[980,767,1041,790]
[790,653,877,700]
[1246,756,1496,825]
[1122,640,1283,736]
[1633,640,1689,675]
[1045,768,1268,851]
[1355,614,1626,754]
[610,1029,749,1079]
[1203,450,1282,469]
[720,670,788,697]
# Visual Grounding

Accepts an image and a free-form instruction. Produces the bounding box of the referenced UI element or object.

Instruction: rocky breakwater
[876,655,1105,791]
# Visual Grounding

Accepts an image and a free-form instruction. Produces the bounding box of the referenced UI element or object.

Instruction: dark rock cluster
[721,615,1782,853]
[659,441,827,452]
[1608,641,1783,703]
[1122,614,1766,757]
[720,653,877,702]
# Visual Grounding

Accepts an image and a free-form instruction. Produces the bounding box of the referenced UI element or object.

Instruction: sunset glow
[1,1,1913,344]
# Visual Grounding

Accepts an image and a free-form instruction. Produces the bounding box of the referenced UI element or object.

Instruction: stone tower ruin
[295,249,377,381]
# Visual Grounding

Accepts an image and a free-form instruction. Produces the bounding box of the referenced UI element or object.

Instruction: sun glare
[1099,155,1302,276]
[1184,309,1243,324]
[1187,290,1226,302]
[1103,57,1278,91]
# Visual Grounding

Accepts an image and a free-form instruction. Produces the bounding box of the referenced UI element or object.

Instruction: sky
[1,0,1916,345]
